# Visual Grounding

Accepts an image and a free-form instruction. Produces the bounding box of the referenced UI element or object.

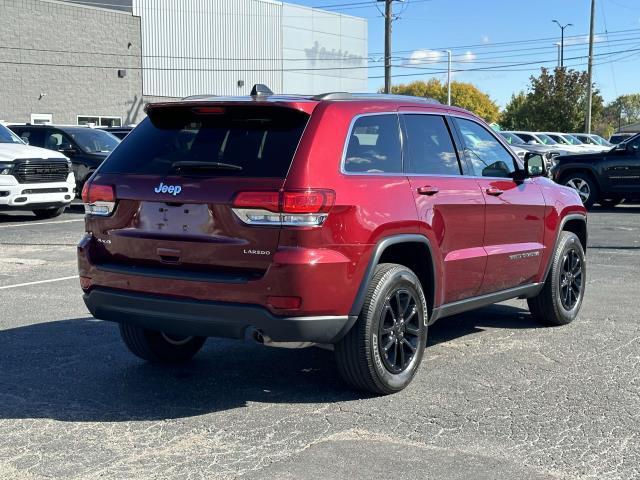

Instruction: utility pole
[552,20,573,68]
[446,50,452,105]
[585,0,596,133]
[383,0,393,93]
[555,42,561,67]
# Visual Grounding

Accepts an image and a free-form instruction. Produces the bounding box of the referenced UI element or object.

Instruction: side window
[403,115,461,175]
[344,114,402,174]
[517,133,534,143]
[627,135,640,153]
[455,118,516,178]
[44,130,74,151]
[15,129,45,147]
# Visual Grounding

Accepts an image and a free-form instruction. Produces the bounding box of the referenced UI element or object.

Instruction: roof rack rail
[311,92,441,104]
[312,92,352,100]
[182,94,216,100]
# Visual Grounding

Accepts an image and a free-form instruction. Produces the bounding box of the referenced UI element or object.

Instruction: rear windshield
[98,105,309,177]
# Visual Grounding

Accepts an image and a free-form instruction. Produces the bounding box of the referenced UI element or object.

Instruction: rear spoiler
[145,100,317,116]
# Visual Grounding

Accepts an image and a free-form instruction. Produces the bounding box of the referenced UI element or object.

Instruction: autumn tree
[500,67,604,132]
[385,79,500,123]
[594,94,640,137]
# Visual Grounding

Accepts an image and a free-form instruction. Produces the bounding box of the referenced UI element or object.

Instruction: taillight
[282,190,334,213]
[233,191,280,212]
[232,189,335,227]
[82,182,116,216]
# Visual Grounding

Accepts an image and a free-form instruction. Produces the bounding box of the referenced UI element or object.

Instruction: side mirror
[527,140,538,145]
[524,152,546,178]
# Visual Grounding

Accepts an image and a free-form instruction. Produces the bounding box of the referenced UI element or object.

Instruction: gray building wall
[0,0,143,125]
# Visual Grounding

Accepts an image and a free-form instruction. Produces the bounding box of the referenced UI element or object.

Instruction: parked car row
[550,132,640,209]
[497,129,640,209]
[7,124,122,194]
[0,122,130,218]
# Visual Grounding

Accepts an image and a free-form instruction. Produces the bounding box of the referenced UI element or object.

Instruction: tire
[528,232,586,326]
[32,206,66,219]
[335,263,428,395]
[119,323,206,362]
[562,173,597,209]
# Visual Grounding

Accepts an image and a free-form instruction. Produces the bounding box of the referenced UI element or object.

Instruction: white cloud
[564,34,605,46]
[405,49,442,66]
[481,35,490,44]
[460,51,476,62]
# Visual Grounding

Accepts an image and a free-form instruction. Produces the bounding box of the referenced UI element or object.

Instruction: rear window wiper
[171,160,243,172]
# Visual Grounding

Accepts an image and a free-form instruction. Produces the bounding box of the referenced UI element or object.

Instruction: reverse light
[82,182,116,216]
[232,189,335,227]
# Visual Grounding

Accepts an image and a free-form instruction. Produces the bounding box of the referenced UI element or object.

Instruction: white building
[73,0,369,98]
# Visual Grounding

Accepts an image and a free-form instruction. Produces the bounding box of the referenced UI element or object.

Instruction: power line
[370,27,640,55]
[3,45,639,75]
[369,45,640,78]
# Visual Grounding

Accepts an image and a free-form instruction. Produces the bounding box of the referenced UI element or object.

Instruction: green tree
[501,92,531,130]
[500,67,604,132]
[595,94,640,136]
[385,79,500,123]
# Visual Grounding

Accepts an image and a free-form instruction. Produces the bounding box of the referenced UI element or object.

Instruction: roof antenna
[250,84,273,97]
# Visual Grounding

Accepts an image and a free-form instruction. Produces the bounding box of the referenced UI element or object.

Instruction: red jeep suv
[78,85,587,394]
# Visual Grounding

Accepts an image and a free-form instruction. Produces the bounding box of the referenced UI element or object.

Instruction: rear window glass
[98,106,309,177]
[344,114,402,174]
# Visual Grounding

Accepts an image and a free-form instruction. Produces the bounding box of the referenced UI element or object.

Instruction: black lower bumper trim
[84,288,354,344]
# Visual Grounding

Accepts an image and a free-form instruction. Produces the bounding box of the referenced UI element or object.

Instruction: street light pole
[552,20,573,68]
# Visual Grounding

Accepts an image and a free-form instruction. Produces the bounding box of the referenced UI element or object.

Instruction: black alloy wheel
[559,248,583,311]
[378,289,422,374]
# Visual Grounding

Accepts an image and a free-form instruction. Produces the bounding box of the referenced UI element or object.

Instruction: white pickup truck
[0,123,75,218]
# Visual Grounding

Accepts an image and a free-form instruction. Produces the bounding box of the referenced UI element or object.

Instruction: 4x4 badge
[154,182,182,196]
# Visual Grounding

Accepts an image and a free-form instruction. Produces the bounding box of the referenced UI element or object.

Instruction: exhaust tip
[246,327,264,344]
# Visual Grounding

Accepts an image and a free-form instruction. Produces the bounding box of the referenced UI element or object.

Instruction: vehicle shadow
[428,303,540,346]
[590,205,640,214]
[0,203,84,223]
[0,304,540,422]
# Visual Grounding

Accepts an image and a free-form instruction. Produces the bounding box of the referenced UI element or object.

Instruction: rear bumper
[84,288,356,344]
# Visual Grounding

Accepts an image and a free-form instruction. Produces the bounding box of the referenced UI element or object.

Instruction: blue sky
[299,0,640,108]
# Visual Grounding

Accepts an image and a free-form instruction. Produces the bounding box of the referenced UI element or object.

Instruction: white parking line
[0,275,79,290]
[0,219,84,229]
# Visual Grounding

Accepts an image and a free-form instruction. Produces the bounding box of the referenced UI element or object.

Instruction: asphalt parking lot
[0,204,638,480]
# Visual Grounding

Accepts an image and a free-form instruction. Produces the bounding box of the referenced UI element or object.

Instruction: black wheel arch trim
[348,234,436,322]
[557,165,603,190]
[541,213,587,284]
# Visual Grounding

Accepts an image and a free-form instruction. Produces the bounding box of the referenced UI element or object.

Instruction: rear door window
[344,114,402,174]
[98,106,309,178]
[402,115,461,175]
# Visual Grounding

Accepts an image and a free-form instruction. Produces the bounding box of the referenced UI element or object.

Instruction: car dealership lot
[0,206,638,480]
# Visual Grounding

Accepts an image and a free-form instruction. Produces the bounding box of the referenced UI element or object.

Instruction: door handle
[417,185,439,196]
[486,187,504,196]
